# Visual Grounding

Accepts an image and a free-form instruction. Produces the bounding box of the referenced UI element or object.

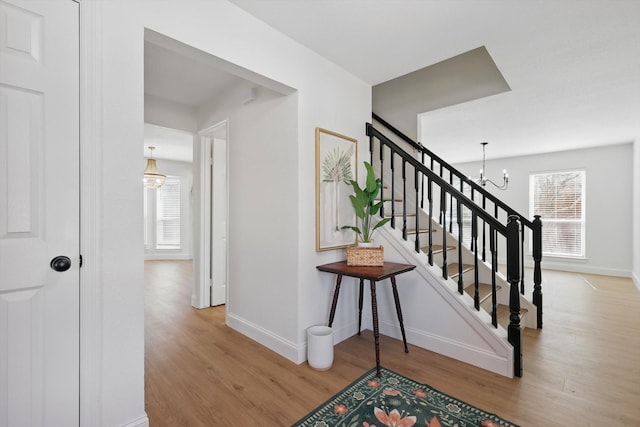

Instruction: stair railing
[367,119,543,377]
[371,114,543,329]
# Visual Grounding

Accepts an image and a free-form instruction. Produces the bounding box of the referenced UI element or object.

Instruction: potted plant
[342,161,391,246]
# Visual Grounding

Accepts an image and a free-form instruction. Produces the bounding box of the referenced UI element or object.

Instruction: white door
[210,135,227,307]
[0,1,80,425]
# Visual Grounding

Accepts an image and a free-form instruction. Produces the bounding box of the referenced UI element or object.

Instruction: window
[156,177,181,249]
[530,170,585,258]
[450,178,474,248]
[144,176,181,251]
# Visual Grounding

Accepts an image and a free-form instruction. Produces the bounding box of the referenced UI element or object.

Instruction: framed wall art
[315,127,358,251]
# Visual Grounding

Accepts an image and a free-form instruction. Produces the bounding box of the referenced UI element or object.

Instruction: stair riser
[381,200,404,213]
[430,250,461,267]
[387,215,417,230]
[387,202,538,333]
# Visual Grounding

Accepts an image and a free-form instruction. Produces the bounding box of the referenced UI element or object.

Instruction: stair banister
[472,214,480,310]
[419,146,425,209]
[490,229,498,327]
[367,124,507,236]
[414,168,421,254]
[368,117,544,377]
[440,189,449,280]
[372,113,535,227]
[506,215,523,377]
[390,153,396,229]
[402,161,408,241]
[456,199,464,294]
[427,176,434,266]
[371,114,543,329]
[368,122,511,311]
[379,136,386,219]
[532,215,543,328]
[372,113,421,150]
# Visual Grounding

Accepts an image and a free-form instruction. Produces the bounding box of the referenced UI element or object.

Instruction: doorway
[143,123,194,261]
[198,121,229,308]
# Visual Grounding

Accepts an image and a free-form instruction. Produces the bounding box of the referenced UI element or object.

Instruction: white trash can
[307,325,334,371]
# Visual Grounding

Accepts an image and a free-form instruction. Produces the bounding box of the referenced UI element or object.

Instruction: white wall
[141,4,373,358]
[86,3,146,426]
[454,143,634,277]
[83,1,371,425]
[198,83,301,348]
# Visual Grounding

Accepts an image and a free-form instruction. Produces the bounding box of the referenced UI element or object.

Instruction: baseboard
[120,415,149,427]
[226,312,303,364]
[633,272,640,291]
[226,314,360,366]
[377,320,513,378]
[190,292,208,309]
[375,228,515,378]
[539,261,631,278]
[224,282,515,377]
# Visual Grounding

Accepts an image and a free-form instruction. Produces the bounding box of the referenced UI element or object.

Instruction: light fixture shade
[143,157,166,188]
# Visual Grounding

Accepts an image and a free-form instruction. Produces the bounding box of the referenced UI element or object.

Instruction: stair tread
[463,282,502,304]
[446,262,473,278]
[407,228,430,234]
[421,244,454,254]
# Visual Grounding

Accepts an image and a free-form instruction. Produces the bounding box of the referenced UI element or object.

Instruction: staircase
[367,114,543,377]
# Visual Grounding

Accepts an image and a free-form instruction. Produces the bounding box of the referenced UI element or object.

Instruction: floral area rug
[292,367,519,427]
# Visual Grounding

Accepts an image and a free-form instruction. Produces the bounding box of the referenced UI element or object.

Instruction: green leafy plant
[341,162,391,243]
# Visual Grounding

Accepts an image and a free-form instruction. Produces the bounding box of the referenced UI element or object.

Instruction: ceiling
[144,40,247,162]
[229,0,640,163]
[143,123,194,162]
[145,41,246,107]
[145,1,640,163]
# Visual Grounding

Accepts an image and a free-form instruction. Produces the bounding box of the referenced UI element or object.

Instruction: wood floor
[145,260,640,426]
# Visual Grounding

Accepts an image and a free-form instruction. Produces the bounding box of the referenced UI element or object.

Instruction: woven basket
[346,245,384,266]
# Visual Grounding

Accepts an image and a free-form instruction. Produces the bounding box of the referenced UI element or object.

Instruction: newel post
[532,215,543,329]
[507,215,522,377]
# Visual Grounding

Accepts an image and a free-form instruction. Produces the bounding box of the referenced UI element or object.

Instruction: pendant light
[474,142,508,190]
[143,146,166,188]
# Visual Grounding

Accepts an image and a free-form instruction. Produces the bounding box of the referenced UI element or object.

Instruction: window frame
[529,169,586,259]
[144,175,182,253]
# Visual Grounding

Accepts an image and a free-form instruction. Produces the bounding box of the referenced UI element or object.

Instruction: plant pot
[357,241,375,248]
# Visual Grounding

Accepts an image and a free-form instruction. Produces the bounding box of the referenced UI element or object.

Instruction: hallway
[144,260,640,426]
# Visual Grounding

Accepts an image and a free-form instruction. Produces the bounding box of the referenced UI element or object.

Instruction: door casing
[193,120,229,309]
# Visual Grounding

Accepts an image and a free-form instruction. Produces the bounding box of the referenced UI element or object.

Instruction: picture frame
[315,127,358,251]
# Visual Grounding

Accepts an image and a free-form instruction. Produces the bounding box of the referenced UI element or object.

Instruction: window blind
[156,177,181,249]
[530,170,585,257]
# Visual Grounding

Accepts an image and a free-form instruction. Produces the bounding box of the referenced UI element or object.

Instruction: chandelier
[143,146,166,188]
[475,142,508,190]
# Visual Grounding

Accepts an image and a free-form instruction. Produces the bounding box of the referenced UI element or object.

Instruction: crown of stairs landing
[367,114,544,377]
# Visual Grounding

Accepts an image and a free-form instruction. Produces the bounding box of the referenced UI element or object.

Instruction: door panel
[0,0,79,425]
[211,137,227,307]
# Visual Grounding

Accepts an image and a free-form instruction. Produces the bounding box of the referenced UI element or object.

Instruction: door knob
[50,256,71,272]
